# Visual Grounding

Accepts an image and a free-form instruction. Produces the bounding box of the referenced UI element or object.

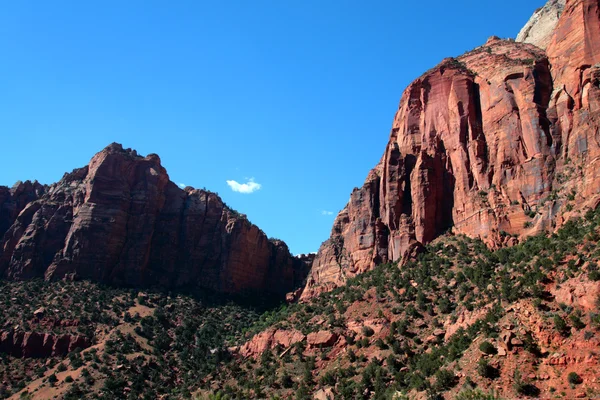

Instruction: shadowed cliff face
[0,143,308,297]
[302,0,600,300]
[0,181,46,238]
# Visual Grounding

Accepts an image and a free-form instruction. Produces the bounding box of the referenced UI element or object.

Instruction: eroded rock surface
[517,0,566,49]
[0,330,91,358]
[302,0,600,300]
[0,144,308,296]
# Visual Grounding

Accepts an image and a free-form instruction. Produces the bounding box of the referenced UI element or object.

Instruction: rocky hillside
[1,1,600,399]
[4,199,597,400]
[0,279,275,399]
[0,143,308,297]
[214,208,600,400]
[302,0,600,300]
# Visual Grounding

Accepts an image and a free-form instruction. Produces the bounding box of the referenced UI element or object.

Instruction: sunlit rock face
[302,0,600,300]
[0,143,308,297]
[517,0,566,49]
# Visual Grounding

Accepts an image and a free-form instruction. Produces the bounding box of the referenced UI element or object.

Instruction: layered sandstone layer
[0,143,307,296]
[302,0,600,300]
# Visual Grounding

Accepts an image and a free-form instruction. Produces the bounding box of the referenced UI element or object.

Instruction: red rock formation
[552,277,600,311]
[306,331,338,348]
[0,181,45,239]
[302,0,600,300]
[238,328,305,358]
[0,143,307,296]
[0,330,91,358]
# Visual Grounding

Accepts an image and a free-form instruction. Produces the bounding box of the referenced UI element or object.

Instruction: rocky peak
[516,0,566,49]
[0,144,307,297]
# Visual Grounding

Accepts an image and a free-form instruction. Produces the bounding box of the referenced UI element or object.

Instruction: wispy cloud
[226,178,262,194]
[321,210,334,216]
[178,183,186,189]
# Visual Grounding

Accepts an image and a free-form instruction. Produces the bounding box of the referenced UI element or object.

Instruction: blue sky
[0,0,545,255]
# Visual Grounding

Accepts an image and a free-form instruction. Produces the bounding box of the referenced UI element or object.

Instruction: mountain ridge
[0,143,309,297]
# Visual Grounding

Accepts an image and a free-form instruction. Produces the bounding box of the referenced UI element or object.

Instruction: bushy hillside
[0,282,274,399]
[3,208,598,399]
[210,207,600,399]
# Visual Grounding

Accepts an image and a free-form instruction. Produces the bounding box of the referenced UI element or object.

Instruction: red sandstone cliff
[302,0,600,300]
[0,143,307,296]
[0,330,91,358]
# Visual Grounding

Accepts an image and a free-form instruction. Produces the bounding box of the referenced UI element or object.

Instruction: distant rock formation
[0,143,308,297]
[0,330,91,358]
[301,0,600,300]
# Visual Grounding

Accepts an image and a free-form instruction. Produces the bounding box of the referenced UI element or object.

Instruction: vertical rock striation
[302,0,600,300]
[0,143,307,297]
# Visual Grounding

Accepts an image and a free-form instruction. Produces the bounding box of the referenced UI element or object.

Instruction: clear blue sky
[0,0,544,255]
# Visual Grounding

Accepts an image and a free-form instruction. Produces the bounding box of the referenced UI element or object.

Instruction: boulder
[313,387,334,400]
[307,331,338,348]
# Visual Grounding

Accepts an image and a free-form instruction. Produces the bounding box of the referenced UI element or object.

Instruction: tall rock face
[0,143,307,297]
[517,0,566,49]
[302,0,600,300]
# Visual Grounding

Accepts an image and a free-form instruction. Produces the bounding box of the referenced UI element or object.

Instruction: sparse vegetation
[478,341,497,355]
[1,203,600,399]
[568,372,583,385]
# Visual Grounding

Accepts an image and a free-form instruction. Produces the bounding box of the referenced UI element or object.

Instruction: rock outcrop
[517,0,566,49]
[301,0,600,300]
[0,143,308,296]
[238,328,305,358]
[0,330,91,358]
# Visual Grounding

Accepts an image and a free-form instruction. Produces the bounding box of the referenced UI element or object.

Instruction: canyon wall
[0,143,307,297]
[302,0,600,300]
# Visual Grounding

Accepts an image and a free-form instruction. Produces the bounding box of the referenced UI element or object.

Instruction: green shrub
[569,314,586,330]
[477,359,498,379]
[434,369,456,391]
[589,270,600,281]
[438,297,452,314]
[514,370,540,397]
[319,371,336,386]
[478,341,497,355]
[362,326,375,337]
[375,338,387,350]
[280,373,293,389]
[567,372,582,385]
[554,315,570,336]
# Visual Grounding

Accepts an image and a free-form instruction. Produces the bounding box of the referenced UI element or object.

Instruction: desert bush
[478,341,497,355]
[567,372,582,385]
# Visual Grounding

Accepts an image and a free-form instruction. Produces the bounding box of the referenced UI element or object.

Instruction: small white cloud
[178,183,186,189]
[226,178,262,194]
[321,210,334,216]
